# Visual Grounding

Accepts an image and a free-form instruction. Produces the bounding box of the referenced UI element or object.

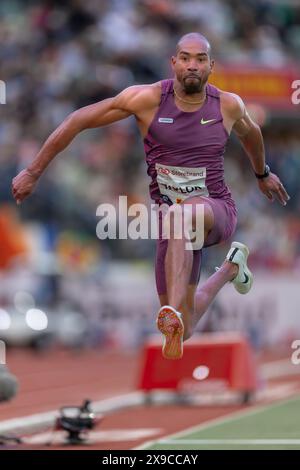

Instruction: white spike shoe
[216,241,253,294]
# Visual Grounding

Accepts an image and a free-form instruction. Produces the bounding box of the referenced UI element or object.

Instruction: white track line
[0,391,145,435]
[157,439,300,446]
[24,429,162,445]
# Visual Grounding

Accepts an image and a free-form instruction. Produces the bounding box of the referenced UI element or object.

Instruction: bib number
[156,163,209,204]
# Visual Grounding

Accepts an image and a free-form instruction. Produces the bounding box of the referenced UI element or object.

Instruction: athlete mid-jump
[12,33,289,359]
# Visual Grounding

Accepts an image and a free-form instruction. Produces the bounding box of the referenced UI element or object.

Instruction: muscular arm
[221,92,290,205]
[12,84,160,203]
[222,92,265,174]
[25,99,129,178]
[27,85,156,177]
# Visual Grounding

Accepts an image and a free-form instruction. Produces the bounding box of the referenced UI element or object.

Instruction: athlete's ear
[171,55,176,71]
[210,59,215,72]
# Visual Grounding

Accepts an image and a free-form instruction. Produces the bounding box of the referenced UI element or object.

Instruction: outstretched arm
[226,93,290,206]
[25,99,131,180]
[12,84,157,204]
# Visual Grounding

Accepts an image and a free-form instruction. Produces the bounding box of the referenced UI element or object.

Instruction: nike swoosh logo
[200,118,216,125]
[242,273,249,284]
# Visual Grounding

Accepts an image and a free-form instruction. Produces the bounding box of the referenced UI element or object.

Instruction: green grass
[143,395,300,450]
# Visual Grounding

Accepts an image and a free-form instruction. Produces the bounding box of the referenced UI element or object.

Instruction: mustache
[184,74,201,79]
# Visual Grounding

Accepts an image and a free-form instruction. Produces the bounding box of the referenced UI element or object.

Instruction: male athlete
[12,33,289,360]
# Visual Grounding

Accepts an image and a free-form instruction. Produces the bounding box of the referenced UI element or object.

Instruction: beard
[182,75,205,94]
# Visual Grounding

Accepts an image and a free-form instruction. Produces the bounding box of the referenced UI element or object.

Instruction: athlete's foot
[156,305,184,360]
[216,241,253,294]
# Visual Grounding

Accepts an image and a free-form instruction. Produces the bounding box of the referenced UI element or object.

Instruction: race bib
[155,163,209,204]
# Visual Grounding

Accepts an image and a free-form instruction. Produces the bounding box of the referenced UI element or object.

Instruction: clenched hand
[12,169,39,205]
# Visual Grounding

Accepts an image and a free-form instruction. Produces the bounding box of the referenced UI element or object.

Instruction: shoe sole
[156,308,184,360]
[231,242,253,294]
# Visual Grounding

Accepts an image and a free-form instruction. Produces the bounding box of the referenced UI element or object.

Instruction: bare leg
[192,260,238,330]
[165,236,193,311]
[165,198,214,312]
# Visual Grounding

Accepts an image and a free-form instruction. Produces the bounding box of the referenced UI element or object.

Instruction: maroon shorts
[155,197,237,295]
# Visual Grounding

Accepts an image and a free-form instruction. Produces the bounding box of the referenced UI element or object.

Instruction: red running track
[0,347,298,450]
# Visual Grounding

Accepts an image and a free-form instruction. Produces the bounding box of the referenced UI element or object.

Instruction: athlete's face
[171,40,214,94]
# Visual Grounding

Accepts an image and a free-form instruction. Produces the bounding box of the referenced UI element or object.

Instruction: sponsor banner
[209,66,300,110]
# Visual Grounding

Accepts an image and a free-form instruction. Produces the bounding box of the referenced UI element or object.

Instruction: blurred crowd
[0,0,299,278]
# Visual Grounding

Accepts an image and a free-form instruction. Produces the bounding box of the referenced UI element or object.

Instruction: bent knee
[182,197,214,232]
